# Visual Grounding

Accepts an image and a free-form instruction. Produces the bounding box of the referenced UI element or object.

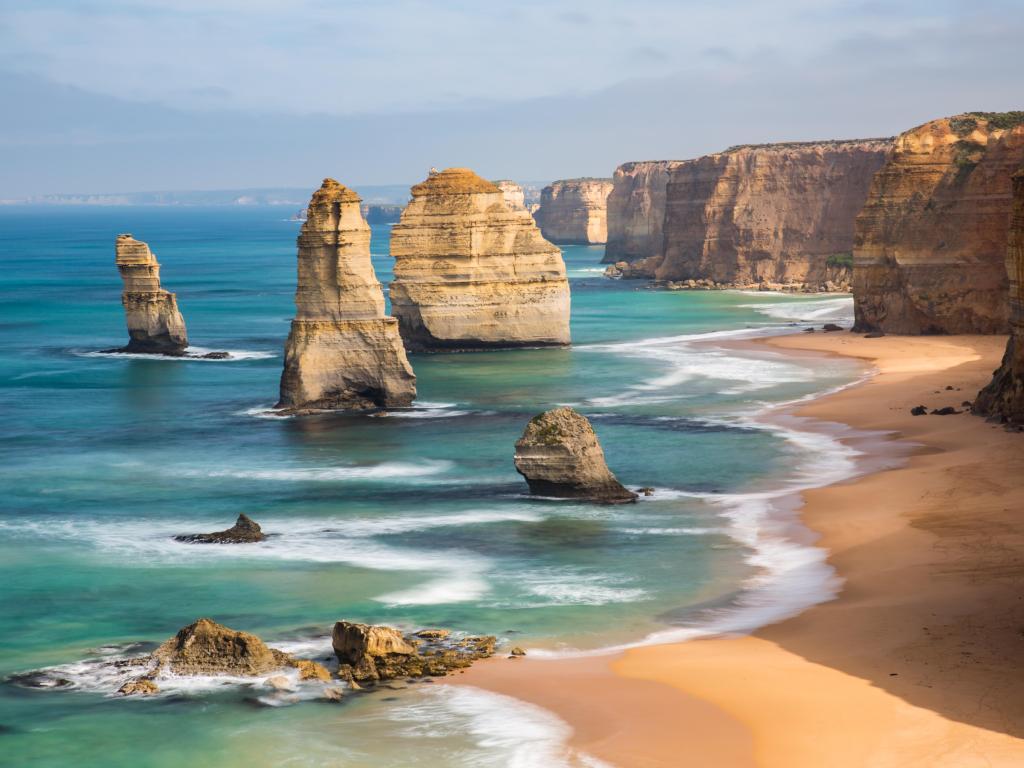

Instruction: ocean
[0,205,864,766]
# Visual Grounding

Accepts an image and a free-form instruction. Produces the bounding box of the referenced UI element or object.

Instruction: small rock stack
[115,234,188,354]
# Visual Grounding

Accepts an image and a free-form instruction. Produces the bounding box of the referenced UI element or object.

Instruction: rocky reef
[174,514,266,544]
[277,179,416,412]
[514,406,637,503]
[604,161,682,264]
[389,168,570,351]
[975,170,1024,424]
[853,113,1024,334]
[533,178,614,244]
[332,621,495,684]
[493,179,526,210]
[114,234,188,354]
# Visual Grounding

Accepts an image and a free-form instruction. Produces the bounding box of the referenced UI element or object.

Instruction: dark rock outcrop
[115,234,188,354]
[975,169,1024,424]
[514,406,637,503]
[174,514,266,544]
[853,113,1024,334]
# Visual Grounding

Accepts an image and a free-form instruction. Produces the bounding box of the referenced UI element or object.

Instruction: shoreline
[460,332,1024,767]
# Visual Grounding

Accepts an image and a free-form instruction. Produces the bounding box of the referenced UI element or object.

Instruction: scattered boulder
[294,659,331,682]
[510,647,527,657]
[637,487,655,497]
[264,675,294,691]
[930,406,961,415]
[911,405,928,416]
[414,629,450,640]
[803,327,816,333]
[331,621,495,684]
[117,678,159,696]
[514,407,638,503]
[174,514,266,544]
[864,331,885,338]
[822,323,844,332]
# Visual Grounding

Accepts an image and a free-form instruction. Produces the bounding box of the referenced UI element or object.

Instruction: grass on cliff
[951,112,1024,136]
[826,253,853,269]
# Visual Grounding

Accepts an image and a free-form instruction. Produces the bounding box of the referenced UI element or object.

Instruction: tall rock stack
[975,170,1024,425]
[853,113,1024,334]
[277,179,416,412]
[533,178,614,244]
[603,161,682,265]
[653,139,891,289]
[115,234,188,354]
[493,180,526,211]
[389,168,571,351]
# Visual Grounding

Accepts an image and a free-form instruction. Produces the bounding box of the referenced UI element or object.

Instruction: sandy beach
[462,332,1024,767]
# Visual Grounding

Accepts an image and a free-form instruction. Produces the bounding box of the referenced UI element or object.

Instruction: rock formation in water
[533,178,614,244]
[514,406,637,503]
[604,161,682,264]
[645,139,891,289]
[115,234,188,354]
[975,170,1024,424]
[174,514,266,544]
[332,621,496,684]
[277,179,416,412]
[493,179,526,210]
[389,168,571,351]
[853,113,1024,334]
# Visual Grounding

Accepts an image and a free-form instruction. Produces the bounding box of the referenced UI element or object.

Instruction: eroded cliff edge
[389,168,571,351]
[604,161,680,264]
[115,234,188,354]
[277,179,416,412]
[975,169,1024,424]
[853,113,1024,334]
[534,178,614,244]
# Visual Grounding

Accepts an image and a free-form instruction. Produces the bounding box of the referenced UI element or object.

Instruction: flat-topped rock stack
[277,178,416,412]
[493,179,526,210]
[115,234,188,354]
[514,406,637,503]
[389,168,570,351]
[534,178,614,244]
[854,112,1024,334]
[975,169,1024,425]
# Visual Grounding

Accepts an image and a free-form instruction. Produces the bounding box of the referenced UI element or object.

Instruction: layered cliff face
[514,407,637,503]
[975,170,1024,424]
[853,113,1024,334]
[604,161,681,264]
[277,179,416,412]
[533,178,614,244]
[493,180,525,211]
[651,140,891,288]
[389,168,570,351]
[115,234,188,354]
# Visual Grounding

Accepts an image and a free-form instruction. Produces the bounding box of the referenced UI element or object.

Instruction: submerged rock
[117,678,159,696]
[331,621,495,684]
[514,407,637,503]
[389,168,571,351]
[174,514,266,544]
[114,234,188,354]
[277,178,416,412]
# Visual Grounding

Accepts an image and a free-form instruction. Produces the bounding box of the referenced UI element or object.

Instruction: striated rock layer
[389,168,570,351]
[975,170,1024,424]
[853,113,1024,334]
[534,178,614,244]
[115,234,188,353]
[277,179,416,412]
[651,139,891,288]
[514,406,637,503]
[604,161,682,264]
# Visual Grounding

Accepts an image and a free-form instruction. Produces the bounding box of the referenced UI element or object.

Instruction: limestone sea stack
[389,168,571,351]
[853,112,1024,334]
[533,178,614,244]
[975,170,1024,424]
[493,179,526,210]
[514,407,637,503]
[115,234,188,354]
[603,161,682,264]
[626,140,892,289]
[277,179,416,412]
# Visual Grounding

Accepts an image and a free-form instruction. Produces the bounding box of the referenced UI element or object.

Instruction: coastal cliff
[533,178,614,244]
[604,161,682,264]
[651,139,891,289]
[115,234,188,354]
[389,168,571,351]
[493,180,526,211]
[277,179,415,412]
[975,170,1024,424]
[853,113,1024,334]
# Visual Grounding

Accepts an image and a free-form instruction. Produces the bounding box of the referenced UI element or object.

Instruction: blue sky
[1,0,1021,195]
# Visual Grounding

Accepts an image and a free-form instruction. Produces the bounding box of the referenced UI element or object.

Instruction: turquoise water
[0,206,863,766]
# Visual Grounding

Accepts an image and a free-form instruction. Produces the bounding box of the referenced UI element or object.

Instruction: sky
[1,0,1022,196]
